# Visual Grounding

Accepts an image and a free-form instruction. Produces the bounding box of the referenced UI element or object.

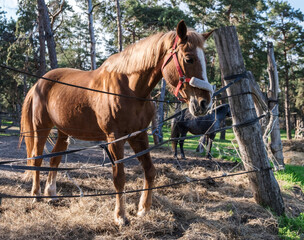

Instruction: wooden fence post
[266,42,284,169]
[157,79,166,142]
[213,26,285,215]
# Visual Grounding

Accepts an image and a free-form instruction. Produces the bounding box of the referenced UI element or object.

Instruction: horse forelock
[101,30,205,75]
[184,31,205,50]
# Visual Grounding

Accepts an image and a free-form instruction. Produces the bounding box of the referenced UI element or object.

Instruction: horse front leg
[128,132,156,217]
[172,140,178,159]
[107,139,127,225]
[179,133,186,159]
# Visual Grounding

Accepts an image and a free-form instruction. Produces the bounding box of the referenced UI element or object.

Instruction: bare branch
[50,0,65,30]
[91,3,101,13]
[53,14,64,33]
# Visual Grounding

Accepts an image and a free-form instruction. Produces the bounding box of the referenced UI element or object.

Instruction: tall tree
[96,0,194,53]
[115,0,123,52]
[267,0,304,139]
[87,0,97,69]
[38,2,46,76]
[37,0,58,69]
[4,1,38,115]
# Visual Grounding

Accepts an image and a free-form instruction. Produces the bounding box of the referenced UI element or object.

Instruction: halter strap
[161,35,191,102]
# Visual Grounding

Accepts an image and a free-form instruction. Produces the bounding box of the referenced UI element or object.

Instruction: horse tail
[19,85,36,158]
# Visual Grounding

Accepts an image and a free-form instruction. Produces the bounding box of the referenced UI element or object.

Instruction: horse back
[30,68,106,140]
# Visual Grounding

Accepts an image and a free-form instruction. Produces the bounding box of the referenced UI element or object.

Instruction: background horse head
[20,20,214,226]
[171,104,231,159]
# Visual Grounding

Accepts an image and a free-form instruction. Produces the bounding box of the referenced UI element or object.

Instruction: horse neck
[128,63,164,98]
[101,32,171,98]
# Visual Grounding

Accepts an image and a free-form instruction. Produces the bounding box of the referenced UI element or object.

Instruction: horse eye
[185,58,194,64]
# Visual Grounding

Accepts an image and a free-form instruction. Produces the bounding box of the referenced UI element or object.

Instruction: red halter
[161,35,190,102]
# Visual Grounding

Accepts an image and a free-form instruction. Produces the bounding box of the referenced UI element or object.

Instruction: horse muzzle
[189,97,210,117]
[189,77,214,116]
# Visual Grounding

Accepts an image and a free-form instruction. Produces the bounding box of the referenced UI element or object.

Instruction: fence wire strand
[0,66,281,201]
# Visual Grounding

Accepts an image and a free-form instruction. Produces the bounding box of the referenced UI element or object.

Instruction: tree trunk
[23,55,28,97]
[282,33,291,139]
[213,26,285,216]
[115,0,122,52]
[157,79,166,143]
[37,0,58,69]
[266,41,284,169]
[87,0,96,70]
[284,79,291,139]
[37,7,46,76]
[295,118,304,139]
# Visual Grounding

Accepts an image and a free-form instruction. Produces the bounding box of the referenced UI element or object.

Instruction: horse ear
[176,20,187,41]
[202,30,214,40]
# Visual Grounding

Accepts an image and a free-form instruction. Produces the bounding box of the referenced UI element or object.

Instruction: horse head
[162,20,214,117]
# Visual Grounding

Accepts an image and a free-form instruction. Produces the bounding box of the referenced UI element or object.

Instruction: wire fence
[0,64,279,201]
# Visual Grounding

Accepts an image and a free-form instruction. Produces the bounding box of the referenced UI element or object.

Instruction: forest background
[0,0,303,140]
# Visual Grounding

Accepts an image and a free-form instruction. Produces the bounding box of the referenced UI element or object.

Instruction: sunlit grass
[148,126,240,161]
[280,129,295,140]
[275,165,304,191]
[279,213,304,240]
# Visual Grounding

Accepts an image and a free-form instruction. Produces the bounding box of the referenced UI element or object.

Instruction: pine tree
[267,0,304,139]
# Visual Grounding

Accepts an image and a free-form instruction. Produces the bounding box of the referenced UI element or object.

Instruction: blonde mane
[102,30,205,75]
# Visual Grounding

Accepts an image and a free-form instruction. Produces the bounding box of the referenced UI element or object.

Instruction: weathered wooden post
[157,79,166,142]
[213,26,285,215]
[151,102,160,145]
[266,42,284,169]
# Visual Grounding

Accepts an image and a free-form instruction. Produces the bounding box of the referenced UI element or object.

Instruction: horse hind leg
[107,138,127,225]
[44,130,68,200]
[29,128,51,201]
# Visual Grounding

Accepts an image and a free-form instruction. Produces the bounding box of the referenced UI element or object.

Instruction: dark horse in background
[20,20,214,225]
[171,104,231,159]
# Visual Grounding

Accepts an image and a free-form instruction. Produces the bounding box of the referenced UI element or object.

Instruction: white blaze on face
[196,48,208,82]
[196,47,213,109]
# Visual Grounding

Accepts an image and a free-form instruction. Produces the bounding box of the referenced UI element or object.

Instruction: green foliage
[266,0,304,118]
[275,165,304,191]
[55,12,92,69]
[278,213,304,240]
[96,0,194,54]
[295,78,304,115]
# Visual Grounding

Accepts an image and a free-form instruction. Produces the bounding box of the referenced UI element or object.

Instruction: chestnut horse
[20,21,213,225]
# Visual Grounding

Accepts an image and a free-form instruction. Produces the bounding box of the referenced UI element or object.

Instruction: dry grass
[0,136,303,239]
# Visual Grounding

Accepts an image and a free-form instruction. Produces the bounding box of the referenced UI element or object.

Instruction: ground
[0,135,303,240]
[282,139,304,166]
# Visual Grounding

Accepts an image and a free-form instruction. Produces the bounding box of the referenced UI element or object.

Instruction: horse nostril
[200,100,207,110]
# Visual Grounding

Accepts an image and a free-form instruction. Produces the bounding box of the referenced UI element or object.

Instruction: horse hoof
[32,197,42,204]
[47,197,59,203]
[31,189,42,203]
[137,208,148,217]
[22,170,32,182]
[114,216,129,226]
